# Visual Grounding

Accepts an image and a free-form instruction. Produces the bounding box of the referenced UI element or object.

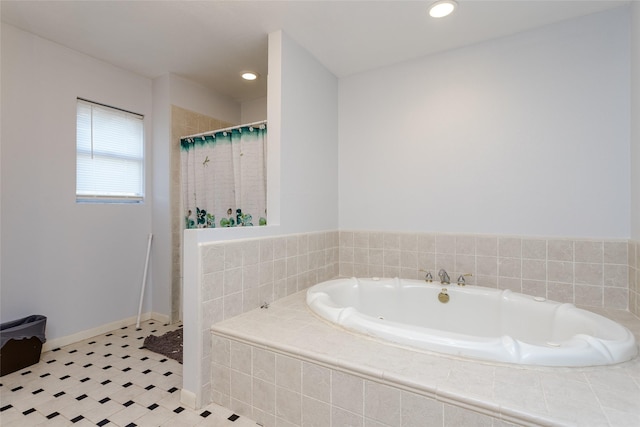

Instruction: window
[76,98,145,203]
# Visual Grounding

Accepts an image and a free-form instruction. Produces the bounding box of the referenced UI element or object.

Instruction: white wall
[277,31,340,232]
[169,74,240,126]
[339,7,631,239]
[632,2,640,241]
[1,25,153,340]
[241,96,267,124]
[151,74,172,317]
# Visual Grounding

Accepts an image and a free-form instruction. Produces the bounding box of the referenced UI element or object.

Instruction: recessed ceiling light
[241,72,259,81]
[429,0,457,18]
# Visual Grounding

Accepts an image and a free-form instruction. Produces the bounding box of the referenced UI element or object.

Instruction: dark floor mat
[143,328,183,364]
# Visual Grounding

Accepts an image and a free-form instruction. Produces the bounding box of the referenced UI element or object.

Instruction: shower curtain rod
[181,120,267,140]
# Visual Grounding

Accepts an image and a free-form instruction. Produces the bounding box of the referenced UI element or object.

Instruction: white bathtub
[306,277,638,367]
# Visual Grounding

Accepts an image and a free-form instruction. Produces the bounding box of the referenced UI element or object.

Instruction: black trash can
[0,315,47,376]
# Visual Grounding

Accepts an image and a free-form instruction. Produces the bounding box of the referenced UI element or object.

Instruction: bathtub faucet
[438,269,450,285]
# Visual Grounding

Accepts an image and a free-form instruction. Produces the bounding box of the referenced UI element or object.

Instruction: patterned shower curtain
[181,123,267,228]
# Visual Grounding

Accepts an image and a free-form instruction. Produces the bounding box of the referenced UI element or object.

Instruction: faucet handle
[419,269,433,282]
[457,273,473,286]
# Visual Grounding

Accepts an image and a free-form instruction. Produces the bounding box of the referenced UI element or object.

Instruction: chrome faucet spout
[438,269,450,285]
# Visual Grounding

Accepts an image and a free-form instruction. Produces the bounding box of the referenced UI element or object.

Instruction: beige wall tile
[547,282,574,303]
[302,396,330,427]
[476,275,498,288]
[575,241,603,263]
[574,263,603,287]
[276,354,302,393]
[203,271,224,300]
[260,239,274,262]
[354,231,370,248]
[401,251,418,270]
[522,259,546,281]
[253,378,275,414]
[498,237,521,258]
[203,245,226,273]
[229,370,252,404]
[384,250,400,267]
[522,238,546,260]
[498,257,521,278]
[417,234,436,252]
[400,391,443,427]
[331,371,364,415]
[253,348,275,383]
[302,362,331,403]
[384,233,401,250]
[604,241,628,264]
[498,277,522,293]
[522,280,547,298]
[455,255,475,277]
[243,264,260,290]
[604,264,629,288]
[286,236,299,257]
[435,254,455,273]
[547,261,573,284]
[354,248,369,265]
[211,363,230,397]
[476,256,497,277]
[298,234,309,255]
[369,232,384,249]
[260,261,275,286]
[455,235,475,255]
[476,236,497,257]
[340,231,354,248]
[203,298,223,330]
[354,263,369,277]
[211,335,230,367]
[224,243,243,269]
[443,403,493,426]
[400,233,418,252]
[604,288,628,310]
[224,268,243,296]
[548,239,573,262]
[273,237,287,260]
[369,249,384,266]
[436,235,455,254]
[332,406,363,427]
[384,265,400,278]
[417,252,436,273]
[275,386,302,425]
[575,284,603,307]
[341,246,355,263]
[364,380,401,426]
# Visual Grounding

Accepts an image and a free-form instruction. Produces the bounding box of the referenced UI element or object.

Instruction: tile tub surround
[339,231,632,311]
[194,231,339,407]
[211,292,640,427]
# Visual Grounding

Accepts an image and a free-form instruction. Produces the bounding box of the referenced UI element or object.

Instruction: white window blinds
[76,98,145,203]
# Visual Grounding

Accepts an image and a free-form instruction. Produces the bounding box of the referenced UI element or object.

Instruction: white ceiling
[1,0,630,103]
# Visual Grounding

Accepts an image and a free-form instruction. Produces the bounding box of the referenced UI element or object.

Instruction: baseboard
[42,312,170,352]
[180,388,199,409]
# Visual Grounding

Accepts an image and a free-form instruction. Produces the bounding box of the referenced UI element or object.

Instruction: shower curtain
[181,123,267,228]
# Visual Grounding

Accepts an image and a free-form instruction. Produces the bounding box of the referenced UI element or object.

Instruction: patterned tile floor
[0,320,258,426]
